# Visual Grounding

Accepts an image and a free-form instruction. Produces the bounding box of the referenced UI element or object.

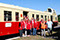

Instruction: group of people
[40,18,53,37]
[18,16,53,37]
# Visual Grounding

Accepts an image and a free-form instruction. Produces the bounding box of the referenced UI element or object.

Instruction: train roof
[0,3,51,14]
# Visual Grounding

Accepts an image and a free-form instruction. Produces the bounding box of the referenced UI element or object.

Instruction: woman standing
[41,20,46,37]
[27,20,32,36]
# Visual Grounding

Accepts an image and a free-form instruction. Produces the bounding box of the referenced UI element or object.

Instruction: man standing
[31,17,34,35]
[33,19,38,35]
[41,20,46,37]
[40,18,43,35]
[47,19,53,35]
[19,19,23,37]
[24,18,27,37]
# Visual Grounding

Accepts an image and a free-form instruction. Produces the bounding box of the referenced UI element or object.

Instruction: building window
[32,14,34,18]
[15,12,19,21]
[4,11,12,21]
[36,15,39,21]
[41,15,43,18]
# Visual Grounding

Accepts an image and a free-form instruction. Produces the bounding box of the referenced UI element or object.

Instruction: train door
[2,11,12,36]
[23,11,28,17]
[51,15,53,21]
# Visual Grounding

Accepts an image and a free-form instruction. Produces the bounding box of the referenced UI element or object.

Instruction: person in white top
[47,19,53,35]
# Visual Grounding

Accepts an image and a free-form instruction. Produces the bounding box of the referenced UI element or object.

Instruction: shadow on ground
[0,33,20,40]
[46,27,60,40]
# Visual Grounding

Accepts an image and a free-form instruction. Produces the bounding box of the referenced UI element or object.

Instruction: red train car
[0,3,58,37]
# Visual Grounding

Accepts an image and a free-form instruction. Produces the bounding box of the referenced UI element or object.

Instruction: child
[27,20,32,37]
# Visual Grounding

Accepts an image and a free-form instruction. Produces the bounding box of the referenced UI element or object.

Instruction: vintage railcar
[0,3,58,37]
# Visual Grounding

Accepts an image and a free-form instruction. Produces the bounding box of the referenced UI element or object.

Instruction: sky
[0,0,60,15]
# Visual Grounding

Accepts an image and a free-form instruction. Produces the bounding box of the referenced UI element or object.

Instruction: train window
[55,17,57,20]
[23,11,28,17]
[36,15,39,21]
[45,15,47,21]
[41,15,43,18]
[4,11,12,21]
[53,10,55,13]
[48,9,52,12]
[51,15,53,21]
[48,16,49,20]
[32,14,34,18]
[15,12,19,21]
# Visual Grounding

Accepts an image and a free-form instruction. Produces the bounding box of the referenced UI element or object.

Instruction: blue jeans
[19,30,23,37]
[48,28,52,35]
[30,30,31,35]
[41,29,45,37]
[33,28,36,35]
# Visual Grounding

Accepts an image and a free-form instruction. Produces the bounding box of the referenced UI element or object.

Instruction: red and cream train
[0,3,58,36]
